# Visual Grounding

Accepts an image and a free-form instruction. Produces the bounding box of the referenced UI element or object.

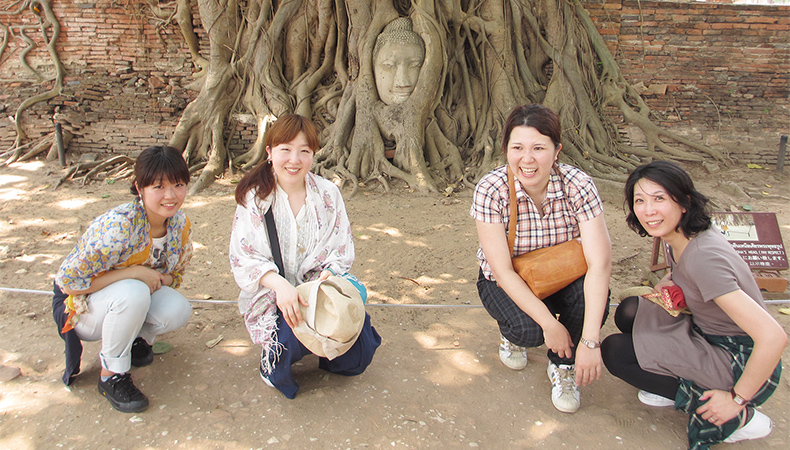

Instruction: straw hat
[293,276,365,359]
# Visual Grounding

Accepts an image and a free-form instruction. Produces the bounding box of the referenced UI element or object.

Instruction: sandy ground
[0,159,788,449]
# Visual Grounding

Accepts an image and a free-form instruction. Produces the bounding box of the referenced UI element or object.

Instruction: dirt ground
[0,159,788,449]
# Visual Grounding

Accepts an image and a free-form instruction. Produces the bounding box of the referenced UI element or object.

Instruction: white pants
[73,279,192,374]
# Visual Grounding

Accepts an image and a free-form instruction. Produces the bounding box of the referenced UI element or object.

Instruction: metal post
[778,135,787,173]
[55,122,66,167]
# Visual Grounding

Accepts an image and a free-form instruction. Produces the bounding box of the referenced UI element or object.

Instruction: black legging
[601,296,679,399]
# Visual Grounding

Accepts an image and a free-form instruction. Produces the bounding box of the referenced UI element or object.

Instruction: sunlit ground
[0,163,786,448]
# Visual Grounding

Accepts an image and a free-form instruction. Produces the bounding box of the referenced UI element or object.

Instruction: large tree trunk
[3,0,723,192]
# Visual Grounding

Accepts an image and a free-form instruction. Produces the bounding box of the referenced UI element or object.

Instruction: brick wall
[0,1,203,156]
[583,0,790,165]
[1,1,788,165]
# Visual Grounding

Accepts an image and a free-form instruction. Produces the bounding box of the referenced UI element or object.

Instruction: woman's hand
[318,270,332,281]
[275,283,309,328]
[696,389,744,426]
[161,273,174,287]
[574,346,602,386]
[129,266,165,294]
[653,270,675,292]
[542,320,573,360]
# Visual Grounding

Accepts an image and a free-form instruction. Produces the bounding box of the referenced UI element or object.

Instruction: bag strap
[506,166,518,257]
[263,205,285,276]
[506,164,572,257]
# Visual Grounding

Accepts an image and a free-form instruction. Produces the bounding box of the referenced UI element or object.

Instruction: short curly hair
[624,160,711,238]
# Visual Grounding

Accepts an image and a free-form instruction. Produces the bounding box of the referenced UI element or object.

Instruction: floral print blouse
[56,198,193,292]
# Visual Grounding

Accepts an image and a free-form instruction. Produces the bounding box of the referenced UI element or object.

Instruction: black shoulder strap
[263,205,285,275]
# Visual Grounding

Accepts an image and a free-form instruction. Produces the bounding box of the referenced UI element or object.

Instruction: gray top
[633,228,767,390]
[670,228,765,336]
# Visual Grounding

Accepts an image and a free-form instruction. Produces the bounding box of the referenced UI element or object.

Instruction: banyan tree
[4,0,723,194]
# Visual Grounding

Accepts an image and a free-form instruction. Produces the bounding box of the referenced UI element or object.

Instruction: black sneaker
[131,337,154,367]
[98,373,149,413]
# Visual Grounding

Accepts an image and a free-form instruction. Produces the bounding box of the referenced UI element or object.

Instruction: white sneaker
[547,362,580,413]
[498,335,527,370]
[638,390,674,407]
[723,409,772,443]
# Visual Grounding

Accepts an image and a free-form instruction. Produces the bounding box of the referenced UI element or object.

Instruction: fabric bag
[293,276,366,360]
[506,166,588,299]
[642,285,690,317]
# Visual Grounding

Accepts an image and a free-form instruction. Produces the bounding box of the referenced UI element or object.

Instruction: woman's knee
[321,317,381,376]
[478,280,542,346]
[149,286,193,331]
[501,320,544,347]
[165,299,192,330]
[94,279,152,312]
[614,296,639,333]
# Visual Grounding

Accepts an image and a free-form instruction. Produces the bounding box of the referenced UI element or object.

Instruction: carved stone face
[373,19,425,105]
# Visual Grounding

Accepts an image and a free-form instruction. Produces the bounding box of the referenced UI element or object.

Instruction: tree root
[15,129,73,162]
[52,155,135,189]
[80,156,135,185]
[2,0,65,164]
[3,0,729,196]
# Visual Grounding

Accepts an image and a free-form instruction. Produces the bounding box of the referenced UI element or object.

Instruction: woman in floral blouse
[53,145,193,413]
[229,114,380,399]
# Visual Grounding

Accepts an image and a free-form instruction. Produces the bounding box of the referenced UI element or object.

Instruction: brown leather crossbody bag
[506,166,588,299]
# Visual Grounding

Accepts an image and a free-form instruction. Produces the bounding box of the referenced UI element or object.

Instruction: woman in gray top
[601,161,786,449]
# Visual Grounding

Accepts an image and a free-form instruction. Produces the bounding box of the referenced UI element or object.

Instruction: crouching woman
[229,114,380,399]
[602,161,786,448]
[53,145,194,413]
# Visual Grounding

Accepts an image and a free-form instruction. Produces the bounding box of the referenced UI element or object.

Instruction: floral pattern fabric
[229,172,354,372]
[55,199,193,328]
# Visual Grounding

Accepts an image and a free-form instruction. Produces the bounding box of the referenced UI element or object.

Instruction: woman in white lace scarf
[229,114,380,399]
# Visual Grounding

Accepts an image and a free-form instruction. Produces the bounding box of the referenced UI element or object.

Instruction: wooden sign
[711,212,788,270]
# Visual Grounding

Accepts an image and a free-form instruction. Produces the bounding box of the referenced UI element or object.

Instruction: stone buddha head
[373,18,425,105]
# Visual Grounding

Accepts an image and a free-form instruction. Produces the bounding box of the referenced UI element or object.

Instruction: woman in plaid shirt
[471,104,612,414]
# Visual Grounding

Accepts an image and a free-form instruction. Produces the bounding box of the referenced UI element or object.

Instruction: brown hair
[234,114,320,206]
[130,145,190,195]
[501,104,562,157]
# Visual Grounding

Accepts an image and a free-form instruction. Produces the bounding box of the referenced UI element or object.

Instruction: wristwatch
[580,337,601,349]
[730,388,749,406]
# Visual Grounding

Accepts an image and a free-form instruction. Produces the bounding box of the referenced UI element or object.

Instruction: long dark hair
[130,145,190,195]
[624,160,711,238]
[501,104,562,156]
[234,114,320,207]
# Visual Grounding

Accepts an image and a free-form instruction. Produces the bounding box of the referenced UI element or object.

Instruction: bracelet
[730,388,749,406]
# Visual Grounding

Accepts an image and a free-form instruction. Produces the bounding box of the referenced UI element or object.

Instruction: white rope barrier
[1,286,788,306]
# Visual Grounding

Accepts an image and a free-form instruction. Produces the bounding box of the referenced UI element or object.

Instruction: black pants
[601,296,679,399]
[477,270,609,366]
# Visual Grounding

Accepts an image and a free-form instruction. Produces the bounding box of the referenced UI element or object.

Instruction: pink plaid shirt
[471,164,603,281]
